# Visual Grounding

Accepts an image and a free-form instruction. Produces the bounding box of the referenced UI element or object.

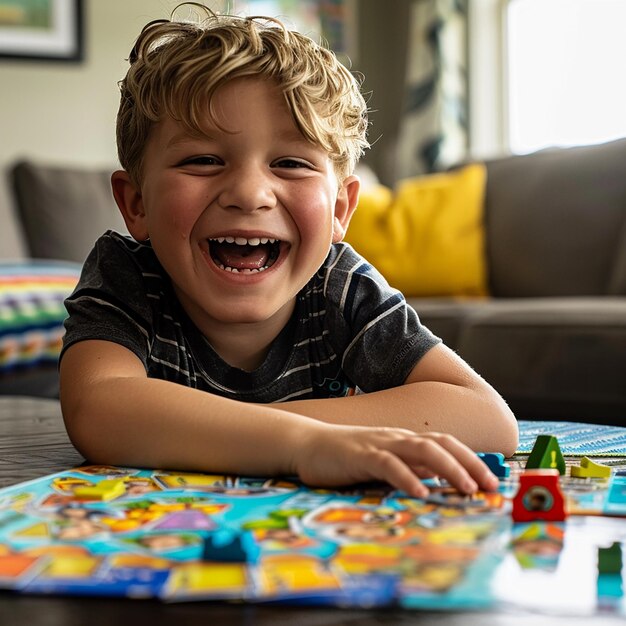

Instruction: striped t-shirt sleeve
[61,233,154,368]
[322,244,441,392]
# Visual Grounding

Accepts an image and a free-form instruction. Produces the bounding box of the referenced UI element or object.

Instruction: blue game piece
[477,452,511,478]
[202,529,260,563]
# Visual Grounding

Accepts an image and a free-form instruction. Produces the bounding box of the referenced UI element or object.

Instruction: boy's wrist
[277,412,327,479]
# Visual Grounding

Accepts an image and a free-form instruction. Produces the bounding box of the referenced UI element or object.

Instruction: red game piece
[512,469,567,522]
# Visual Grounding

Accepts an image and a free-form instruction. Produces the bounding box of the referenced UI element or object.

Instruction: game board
[0,465,508,608]
[0,455,624,614]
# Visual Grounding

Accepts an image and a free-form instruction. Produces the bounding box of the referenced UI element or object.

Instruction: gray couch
[5,139,626,425]
[412,139,626,425]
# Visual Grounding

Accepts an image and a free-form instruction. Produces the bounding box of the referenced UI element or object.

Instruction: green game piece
[525,435,566,475]
[599,542,623,575]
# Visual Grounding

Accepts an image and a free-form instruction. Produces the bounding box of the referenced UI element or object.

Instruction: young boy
[59,7,518,499]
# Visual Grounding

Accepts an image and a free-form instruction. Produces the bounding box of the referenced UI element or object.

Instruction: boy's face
[113,78,359,351]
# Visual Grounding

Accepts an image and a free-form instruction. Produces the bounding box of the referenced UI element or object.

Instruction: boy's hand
[292,424,500,498]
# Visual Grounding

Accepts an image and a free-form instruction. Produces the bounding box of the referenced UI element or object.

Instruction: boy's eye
[180,155,223,166]
[273,158,310,169]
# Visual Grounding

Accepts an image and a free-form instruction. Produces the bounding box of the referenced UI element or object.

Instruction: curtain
[396,0,469,178]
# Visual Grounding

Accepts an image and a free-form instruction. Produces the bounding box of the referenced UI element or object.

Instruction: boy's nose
[217,166,276,212]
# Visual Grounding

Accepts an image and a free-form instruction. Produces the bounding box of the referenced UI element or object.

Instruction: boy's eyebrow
[166,131,215,149]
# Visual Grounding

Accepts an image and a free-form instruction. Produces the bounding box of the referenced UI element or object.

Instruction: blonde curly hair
[116,4,369,185]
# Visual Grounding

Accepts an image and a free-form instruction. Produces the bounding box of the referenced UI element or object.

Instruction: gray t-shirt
[62,231,440,402]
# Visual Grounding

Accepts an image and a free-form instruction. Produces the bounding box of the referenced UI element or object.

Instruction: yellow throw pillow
[344,163,488,297]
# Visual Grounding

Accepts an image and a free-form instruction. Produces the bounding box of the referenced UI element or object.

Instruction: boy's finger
[393,439,481,494]
[365,451,429,499]
[411,466,437,479]
[432,436,500,491]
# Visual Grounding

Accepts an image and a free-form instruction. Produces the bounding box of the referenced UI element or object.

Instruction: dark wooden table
[0,396,623,626]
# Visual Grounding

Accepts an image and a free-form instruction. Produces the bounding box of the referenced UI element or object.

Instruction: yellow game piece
[570,456,611,479]
[74,479,126,501]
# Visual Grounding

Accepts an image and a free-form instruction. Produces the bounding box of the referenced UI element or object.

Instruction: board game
[0,464,509,608]
[0,448,625,615]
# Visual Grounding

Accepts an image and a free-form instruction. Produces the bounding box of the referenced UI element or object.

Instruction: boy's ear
[110,170,149,241]
[332,175,361,243]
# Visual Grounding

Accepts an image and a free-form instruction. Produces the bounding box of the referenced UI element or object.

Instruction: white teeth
[215,261,270,273]
[209,236,278,246]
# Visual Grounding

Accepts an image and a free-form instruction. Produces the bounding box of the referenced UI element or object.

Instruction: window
[506,0,626,154]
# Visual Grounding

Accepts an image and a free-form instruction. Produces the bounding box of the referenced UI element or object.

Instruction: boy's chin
[209,300,296,327]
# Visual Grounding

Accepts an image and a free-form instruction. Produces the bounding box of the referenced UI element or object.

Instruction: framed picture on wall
[0,0,83,62]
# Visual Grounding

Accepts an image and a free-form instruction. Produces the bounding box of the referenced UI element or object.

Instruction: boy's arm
[59,340,500,496]
[282,343,519,457]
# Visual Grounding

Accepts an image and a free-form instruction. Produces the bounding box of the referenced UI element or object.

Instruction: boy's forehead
[151,87,314,148]
[153,116,310,144]
[159,79,283,130]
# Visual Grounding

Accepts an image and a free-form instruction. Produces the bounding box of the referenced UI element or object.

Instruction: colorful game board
[0,455,624,613]
[0,465,508,608]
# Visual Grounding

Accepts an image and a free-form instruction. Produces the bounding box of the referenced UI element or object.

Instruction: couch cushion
[485,139,626,297]
[11,160,127,263]
[453,298,626,425]
[345,164,488,297]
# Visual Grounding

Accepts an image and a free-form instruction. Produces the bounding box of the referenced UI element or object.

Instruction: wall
[0,0,183,258]
[354,0,411,187]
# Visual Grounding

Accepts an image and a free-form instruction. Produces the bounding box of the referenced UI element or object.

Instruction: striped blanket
[0,261,80,373]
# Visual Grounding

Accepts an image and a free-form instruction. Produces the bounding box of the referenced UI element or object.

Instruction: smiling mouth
[208,236,283,273]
